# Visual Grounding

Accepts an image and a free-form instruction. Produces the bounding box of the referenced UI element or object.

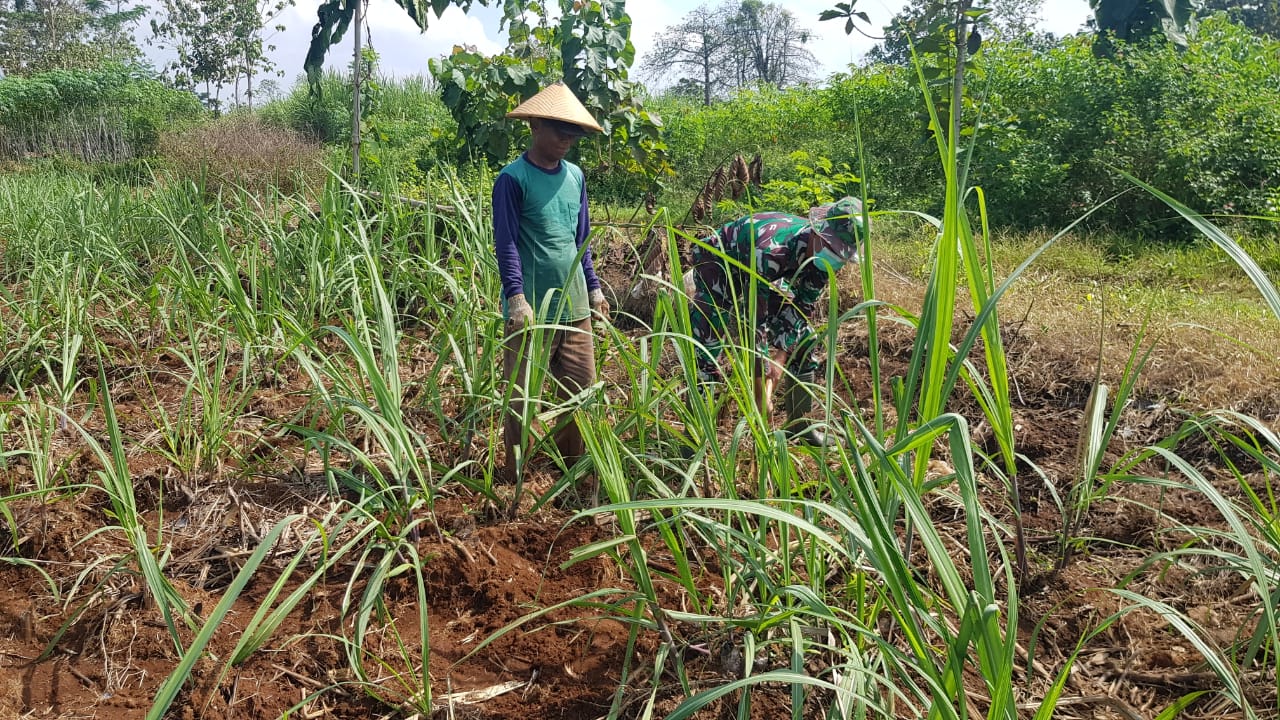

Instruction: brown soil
[2,237,1279,720]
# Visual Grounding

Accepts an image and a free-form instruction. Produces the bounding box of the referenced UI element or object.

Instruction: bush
[259,71,352,143]
[654,85,839,203]
[260,71,459,197]
[158,113,326,197]
[825,16,1280,234]
[0,64,204,162]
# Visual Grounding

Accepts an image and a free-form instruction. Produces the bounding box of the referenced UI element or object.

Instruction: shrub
[825,16,1280,234]
[0,64,203,162]
[654,85,837,201]
[259,71,352,143]
[158,113,326,197]
[260,71,459,197]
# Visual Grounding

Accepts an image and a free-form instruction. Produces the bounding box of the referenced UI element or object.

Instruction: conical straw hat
[506,81,603,134]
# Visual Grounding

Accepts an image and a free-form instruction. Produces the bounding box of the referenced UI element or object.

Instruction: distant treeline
[650,16,1279,233]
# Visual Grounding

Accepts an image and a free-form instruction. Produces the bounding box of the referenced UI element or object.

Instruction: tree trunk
[245,47,254,110]
[951,0,968,157]
[351,0,362,180]
[702,45,711,106]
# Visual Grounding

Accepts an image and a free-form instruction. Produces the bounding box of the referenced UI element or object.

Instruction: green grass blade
[147,514,302,720]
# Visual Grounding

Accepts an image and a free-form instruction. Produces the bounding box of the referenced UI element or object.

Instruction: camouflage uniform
[689,212,826,382]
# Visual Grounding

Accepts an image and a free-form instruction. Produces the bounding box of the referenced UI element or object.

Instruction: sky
[142,0,1096,95]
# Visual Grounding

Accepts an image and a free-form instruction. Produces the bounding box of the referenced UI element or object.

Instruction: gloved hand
[589,288,610,321]
[506,293,533,333]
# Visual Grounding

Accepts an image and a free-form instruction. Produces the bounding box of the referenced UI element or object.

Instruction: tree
[150,0,290,110]
[304,0,668,187]
[429,0,668,183]
[231,0,291,108]
[305,0,483,84]
[983,0,1043,38]
[726,0,819,87]
[640,3,733,105]
[1088,0,1196,52]
[0,0,144,75]
[1200,0,1280,38]
[640,0,819,103]
[864,0,1044,65]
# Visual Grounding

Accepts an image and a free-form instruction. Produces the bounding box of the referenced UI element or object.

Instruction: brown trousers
[502,318,596,481]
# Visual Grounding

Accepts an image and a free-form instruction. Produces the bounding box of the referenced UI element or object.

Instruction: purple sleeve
[492,173,524,299]
[576,180,601,292]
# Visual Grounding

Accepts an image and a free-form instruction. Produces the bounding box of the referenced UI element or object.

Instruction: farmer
[494,81,609,489]
[686,197,865,447]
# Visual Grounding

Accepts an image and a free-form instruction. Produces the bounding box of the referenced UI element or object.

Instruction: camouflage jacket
[694,212,827,354]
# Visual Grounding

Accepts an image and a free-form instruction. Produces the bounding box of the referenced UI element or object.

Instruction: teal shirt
[495,155,590,324]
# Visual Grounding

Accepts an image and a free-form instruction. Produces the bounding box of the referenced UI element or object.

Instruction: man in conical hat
[494,81,608,499]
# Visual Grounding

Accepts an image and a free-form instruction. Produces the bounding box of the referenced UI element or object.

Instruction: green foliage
[744,151,861,215]
[430,0,669,190]
[1201,0,1280,38]
[654,15,1280,234]
[0,0,144,75]
[0,64,204,161]
[149,0,292,112]
[656,84,834,190]
[820,17,1280,233]
[304,0,489,84]
[259,69,352,142]
[432,48,543,162]
[359,70,460,192]
[978,18,1280,228]
[861,0,992,67]
[1089,0,1197,52]
[259,70,459,195]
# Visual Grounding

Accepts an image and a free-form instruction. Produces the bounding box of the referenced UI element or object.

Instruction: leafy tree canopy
[150,0,291,111]
[863,0,1046,66]
[641,1,819,105]
[1088,0,1196,52]
[1200,0,1280,38]
[427,0,668,190]
[0,0,145,76]
[304,0,483,85]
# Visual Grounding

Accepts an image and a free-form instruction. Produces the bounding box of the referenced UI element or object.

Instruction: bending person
[686,197,864,447]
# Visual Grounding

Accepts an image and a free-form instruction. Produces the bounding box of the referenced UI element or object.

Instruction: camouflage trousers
[688,242,820,383]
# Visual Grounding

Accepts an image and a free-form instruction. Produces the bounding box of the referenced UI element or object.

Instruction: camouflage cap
[808,196,865,260]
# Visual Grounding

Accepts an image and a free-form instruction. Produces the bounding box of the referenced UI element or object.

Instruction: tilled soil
[2,247,1279,720]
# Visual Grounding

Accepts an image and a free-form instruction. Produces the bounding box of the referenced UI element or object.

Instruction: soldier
[687,197,864,447]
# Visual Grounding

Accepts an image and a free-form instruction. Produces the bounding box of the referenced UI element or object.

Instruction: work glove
[506,293,533,334]
[589,288,610,321]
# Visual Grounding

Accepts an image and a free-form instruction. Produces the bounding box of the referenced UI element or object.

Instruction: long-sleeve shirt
[493,153,600,322]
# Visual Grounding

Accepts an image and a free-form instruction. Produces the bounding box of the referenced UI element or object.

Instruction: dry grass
[158,114,326,198]
[857,253,1280,420]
